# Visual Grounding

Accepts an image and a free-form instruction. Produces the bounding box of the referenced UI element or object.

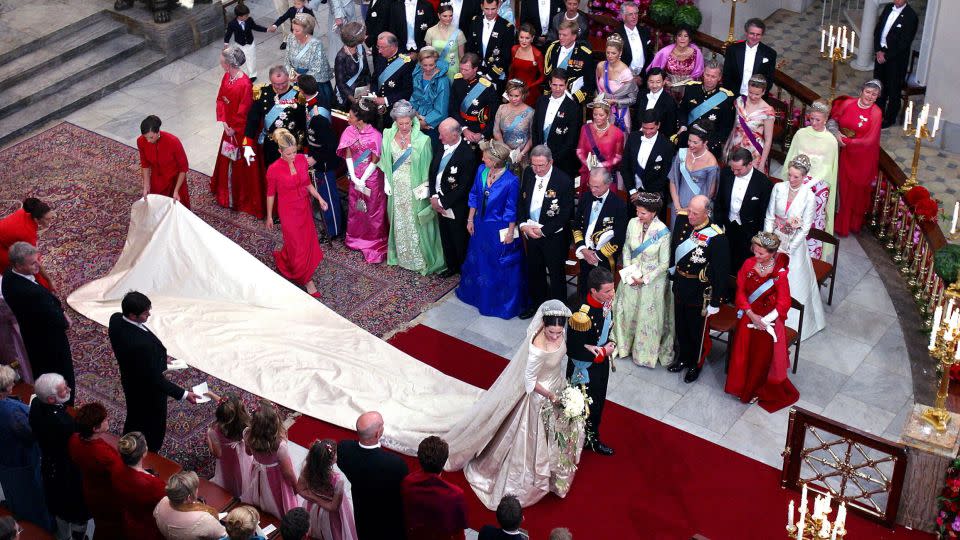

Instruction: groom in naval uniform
[566,266,616,456]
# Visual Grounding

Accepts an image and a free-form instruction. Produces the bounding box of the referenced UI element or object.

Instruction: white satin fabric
[67,196,482,455]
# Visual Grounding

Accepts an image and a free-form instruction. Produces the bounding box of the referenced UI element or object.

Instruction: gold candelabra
[786,484,848,539]
[819,25,854,101]
[721,0,745,51]
[902,101,942,189]
[925,292,960,432]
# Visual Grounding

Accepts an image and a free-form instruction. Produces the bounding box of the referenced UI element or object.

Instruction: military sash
[669,226,719,275]
[688,90,728,125]
[260,88,299,144]
[378,55,406,87]
[460,80,488,115]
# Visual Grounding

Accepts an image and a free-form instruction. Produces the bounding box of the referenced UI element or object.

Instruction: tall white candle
[831,521,839,540]
[934,107,942,138]
[821,29,826,53]
[843,35,848,58]
[851,30,856,53]
[948,201,958,234]
[798,510,806,540]
[801,483,808,511]
[837,503,847,530]
[789,500,795,528]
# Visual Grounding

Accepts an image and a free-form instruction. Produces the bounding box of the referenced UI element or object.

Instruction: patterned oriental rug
[0,122,458,472]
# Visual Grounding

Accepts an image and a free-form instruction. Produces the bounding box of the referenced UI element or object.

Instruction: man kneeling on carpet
[566,266,616,456]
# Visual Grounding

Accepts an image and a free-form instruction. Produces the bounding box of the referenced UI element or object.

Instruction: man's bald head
[356,411,384,444]
[687,195,711,226]
[438,118,462,145]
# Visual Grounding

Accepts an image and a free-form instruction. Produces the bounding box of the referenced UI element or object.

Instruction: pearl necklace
[690,149,708,161]
[594,122,610,134]
[788,184,803,193]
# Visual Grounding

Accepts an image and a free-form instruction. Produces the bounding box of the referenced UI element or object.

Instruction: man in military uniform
[449,52,499,146]
[544,20,595,104]
[465,0,514,89]
[566,266,616,456]
[678,59,734,157]
[372,32,415,127]
[573,167,629,301]
[242,64,306,168]
[668,194,730,383]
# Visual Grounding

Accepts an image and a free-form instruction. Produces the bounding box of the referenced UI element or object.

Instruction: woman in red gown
[265,128,328,298]
[509,24,545,108]
[67,403,124,539]
[137,115,191,208]
[113,432,166,540]
[725,232,799,413]
[0,198,55,290]
[830,79,883,237]
[210,46,265,219]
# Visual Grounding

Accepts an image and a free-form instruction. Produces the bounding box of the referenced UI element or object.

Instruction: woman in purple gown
[336,102,388,264]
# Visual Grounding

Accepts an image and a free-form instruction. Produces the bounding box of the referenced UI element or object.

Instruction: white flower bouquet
[559,385,590,421]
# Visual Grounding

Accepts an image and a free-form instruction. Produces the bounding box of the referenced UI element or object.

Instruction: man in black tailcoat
[520,0,562,50]
[713,148,772,271]
[667,195,730,384]
[338,411,409,540]
[531,71,580,179]
[572,167,628,300]
[872,0,919,127]
[722,18,777,97]
[1,242,75,406]
[566,266,616,455]
[429,118,478,277]
[634,67,678,138]
[465,0,515,87]
[517,144,574,320]
[616,1,654,87]
[621,109,675,220]
[108,291,200,451]
[387,0,438,54]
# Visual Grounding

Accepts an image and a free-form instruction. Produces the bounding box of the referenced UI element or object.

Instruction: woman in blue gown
[456,140,527,319]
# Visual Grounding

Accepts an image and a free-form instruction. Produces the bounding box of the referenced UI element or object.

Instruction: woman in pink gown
[265,128,328,298]
[298,439,358,540]
[336,102,388,264]
[575,95,625,194]
[206,394,253,499]
[829,80,883,237]
[241,401,300,517]
[725,232,798,413]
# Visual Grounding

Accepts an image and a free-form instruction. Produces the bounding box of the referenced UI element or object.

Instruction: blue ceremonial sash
[571,359,592,384]
[437,150,455,177]
[677,149,700,196]
[392,145,413,171]
[308,104,332,123]
[353,148,372,169]
[598,311,611,345]
[669,226,719,275]
[346,45,365,87]
[378,56,406,88]
[558,46,573,69]
[440,30,459,60]
[460,80,488,114]
[737,275,778,319]
[506,108,530,133]
[688,90,728,125]
[630,227,668,259]
[260,88,299,144]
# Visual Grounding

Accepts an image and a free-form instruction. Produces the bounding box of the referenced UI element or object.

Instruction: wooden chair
[807,227,839,305]
[708,276,738,371]
[565,246,580,287]
[786,297,805,374]
[900,50,926,122]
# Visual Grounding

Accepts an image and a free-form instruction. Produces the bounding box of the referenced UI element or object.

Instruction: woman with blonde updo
[154,471,226,539]
[223,506,265,540]
[493,79,535,169]
[207,394,253,498]
[595,34,637,133]
[264,128,328,299]
[114,431,166,539]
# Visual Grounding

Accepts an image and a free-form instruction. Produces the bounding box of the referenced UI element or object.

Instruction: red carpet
[289,325,934,540]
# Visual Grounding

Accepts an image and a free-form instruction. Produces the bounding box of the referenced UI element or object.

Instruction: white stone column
[851,0,881,71]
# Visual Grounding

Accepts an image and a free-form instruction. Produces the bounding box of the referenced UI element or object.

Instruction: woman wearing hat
[456,140,528,319]
[333,22,371,110]
[610,192,674,368]
[724,231,798,412]
[828,79,883,237]
[575,94,625,194]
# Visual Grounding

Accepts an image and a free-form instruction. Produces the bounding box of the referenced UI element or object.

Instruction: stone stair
[0,11,165,147]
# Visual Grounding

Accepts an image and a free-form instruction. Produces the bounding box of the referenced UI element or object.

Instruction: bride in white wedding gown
[68,197,583,511]
[445,300,585,509]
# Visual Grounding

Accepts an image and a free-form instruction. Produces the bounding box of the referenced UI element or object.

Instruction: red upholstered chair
[807,228,839,305]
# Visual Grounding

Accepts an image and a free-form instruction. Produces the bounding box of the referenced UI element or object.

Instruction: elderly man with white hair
[28,373,89,538]
[1,242,75,405]
[429,117,477,277]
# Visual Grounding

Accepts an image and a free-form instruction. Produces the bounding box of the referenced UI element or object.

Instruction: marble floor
[24,0,915,470]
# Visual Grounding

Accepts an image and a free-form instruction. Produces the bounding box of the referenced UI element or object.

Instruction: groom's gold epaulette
[569,305,592,332]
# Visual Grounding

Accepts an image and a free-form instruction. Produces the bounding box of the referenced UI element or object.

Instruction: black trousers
[566,357,610,439]
[525,233,568,306]
[874,55,909,124]
[438,210,469,273]
[125,402,168,452]
[674,300,708,370]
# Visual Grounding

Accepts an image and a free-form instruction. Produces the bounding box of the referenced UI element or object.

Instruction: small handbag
[220,136,239,161]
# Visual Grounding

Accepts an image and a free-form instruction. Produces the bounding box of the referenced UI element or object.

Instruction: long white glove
[747,310,779,342]
[706,305,720,316]
[356,161,376,194]
[243,145,256,166]
[345,156,363,190]
[383,181,392,196]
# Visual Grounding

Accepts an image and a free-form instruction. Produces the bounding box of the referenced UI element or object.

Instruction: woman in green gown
[611,192,675,368]
[379,100,446,275]
[424,4,466,81]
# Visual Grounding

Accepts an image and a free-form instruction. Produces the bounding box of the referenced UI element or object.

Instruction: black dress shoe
[518,307,537,320]
[589,441,615,456]
[666,361,684,373]
[438,269,458,278]
[280,41,287,50]
[683,367,701,383]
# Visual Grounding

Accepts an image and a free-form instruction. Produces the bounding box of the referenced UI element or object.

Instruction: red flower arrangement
[915,197,940,222]
[938,459,960,537]
[904,185,931,206]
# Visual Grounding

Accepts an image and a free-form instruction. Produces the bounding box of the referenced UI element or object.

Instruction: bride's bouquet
[542,384,592,494]
[558,385,591,422]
